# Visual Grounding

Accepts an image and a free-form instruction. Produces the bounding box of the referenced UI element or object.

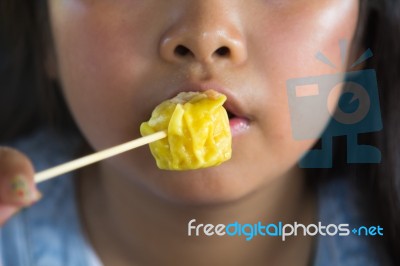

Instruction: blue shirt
[0,129,391,265]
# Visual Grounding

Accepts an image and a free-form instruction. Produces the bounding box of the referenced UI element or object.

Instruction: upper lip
[169,81,250,120]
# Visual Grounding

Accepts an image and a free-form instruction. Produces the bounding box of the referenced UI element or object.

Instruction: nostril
[174,45,193,57]
[215,46,230,57]
[172,44,232,60]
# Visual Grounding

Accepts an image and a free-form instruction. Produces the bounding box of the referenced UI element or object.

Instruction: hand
[0,147,41,226]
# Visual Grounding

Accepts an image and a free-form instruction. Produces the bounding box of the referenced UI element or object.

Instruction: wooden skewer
[34,131,167,184]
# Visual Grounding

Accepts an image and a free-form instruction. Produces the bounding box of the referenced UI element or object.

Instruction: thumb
[0,147,42,207]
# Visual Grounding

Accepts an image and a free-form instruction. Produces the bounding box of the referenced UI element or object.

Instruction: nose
[159,4,247,66]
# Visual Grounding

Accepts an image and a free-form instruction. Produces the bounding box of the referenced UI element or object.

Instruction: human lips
[225,105,250,137]
[228,115,250,136]
[170,82,251,137]
[213,87,251,137]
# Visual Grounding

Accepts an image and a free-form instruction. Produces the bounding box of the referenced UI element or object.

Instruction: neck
[77,164,316,266]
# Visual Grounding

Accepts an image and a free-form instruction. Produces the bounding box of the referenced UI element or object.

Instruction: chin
[142,164,258,207]
[115,151,272,207]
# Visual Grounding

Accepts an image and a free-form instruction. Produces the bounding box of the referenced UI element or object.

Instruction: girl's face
[48,0,359,204]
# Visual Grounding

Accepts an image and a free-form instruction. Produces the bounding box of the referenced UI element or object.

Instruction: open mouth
[227,110,236,120]
[167,83,251,136]
[224,105,250,136]
[223,102,240,120]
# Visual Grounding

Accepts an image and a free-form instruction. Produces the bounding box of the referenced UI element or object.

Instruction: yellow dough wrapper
[140,90,232,170]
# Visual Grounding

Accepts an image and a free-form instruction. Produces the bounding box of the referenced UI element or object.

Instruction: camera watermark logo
[287,40,382,168]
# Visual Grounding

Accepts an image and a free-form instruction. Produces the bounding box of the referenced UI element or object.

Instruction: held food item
[140,90,232,170]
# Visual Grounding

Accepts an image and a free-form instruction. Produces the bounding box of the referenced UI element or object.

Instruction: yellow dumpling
[140,90,232,170]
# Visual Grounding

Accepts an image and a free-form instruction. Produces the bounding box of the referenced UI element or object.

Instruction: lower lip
[229,117,250,136]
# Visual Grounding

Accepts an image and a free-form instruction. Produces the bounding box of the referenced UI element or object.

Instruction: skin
[0,0,360,265]
[0,148,40,225]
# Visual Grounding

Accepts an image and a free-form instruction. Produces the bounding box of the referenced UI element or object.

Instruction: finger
[0,205,19,226]
[0,147,42,207]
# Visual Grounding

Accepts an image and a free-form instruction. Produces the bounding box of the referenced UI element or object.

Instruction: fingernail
[8,175,41,205]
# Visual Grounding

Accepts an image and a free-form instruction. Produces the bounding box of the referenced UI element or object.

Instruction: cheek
[251,0,359,154]
[49,2,157,149]
[261,1,360,84]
